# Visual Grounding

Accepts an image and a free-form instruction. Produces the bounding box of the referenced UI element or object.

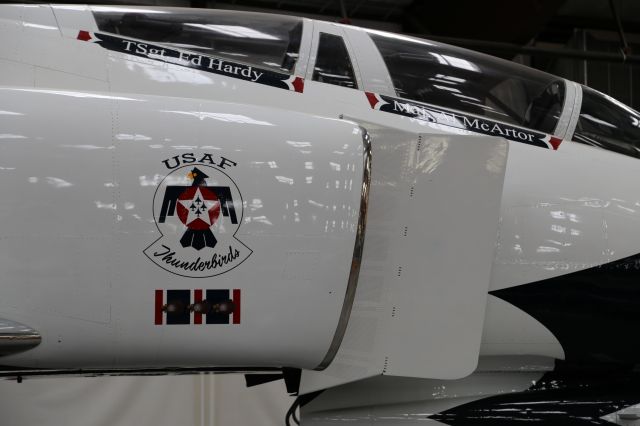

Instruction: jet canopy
[92,6,303,74]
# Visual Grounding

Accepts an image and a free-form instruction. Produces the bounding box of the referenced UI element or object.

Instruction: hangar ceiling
[403,0,566,45]
[72,0,638,52]
[203,0,412,22]
[208,0,635,54]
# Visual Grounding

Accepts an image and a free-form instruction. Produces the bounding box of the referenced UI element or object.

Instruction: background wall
[0,374,294,426]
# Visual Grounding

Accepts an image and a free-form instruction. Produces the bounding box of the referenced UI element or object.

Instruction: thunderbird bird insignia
[144,157,251,278]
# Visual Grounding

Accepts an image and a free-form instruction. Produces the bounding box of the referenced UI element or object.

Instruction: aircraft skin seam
[314,128,372,371]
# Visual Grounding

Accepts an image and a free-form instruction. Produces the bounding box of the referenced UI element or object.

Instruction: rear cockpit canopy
[367,29,565,135]
[366,30,640,158]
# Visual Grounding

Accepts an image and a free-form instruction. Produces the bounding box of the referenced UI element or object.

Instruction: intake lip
[0,318,42,356]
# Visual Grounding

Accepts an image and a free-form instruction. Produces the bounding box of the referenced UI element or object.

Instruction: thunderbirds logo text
[144,154,252,278]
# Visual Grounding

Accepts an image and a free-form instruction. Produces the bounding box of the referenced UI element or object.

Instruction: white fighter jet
[2,5,640,425]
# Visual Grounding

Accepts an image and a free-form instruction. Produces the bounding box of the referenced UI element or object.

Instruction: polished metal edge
[314,127,372,371]
[0,319,42,357]
[0,335,41,342]
[0,366,280,378]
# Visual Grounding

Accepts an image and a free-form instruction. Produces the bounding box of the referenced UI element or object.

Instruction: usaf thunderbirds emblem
[144,154,252,278]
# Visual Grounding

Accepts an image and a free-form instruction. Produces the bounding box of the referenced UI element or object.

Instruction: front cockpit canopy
[92,6,303,74]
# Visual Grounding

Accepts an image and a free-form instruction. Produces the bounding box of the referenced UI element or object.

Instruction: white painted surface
[492,139,640,291]
[480,296,564,358]
[0,87,366,370]
[342,25,396,96]
[2,3,639,390]
[302,120,508,392]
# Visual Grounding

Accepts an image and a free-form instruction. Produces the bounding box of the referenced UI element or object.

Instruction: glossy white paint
[604,405,640,425]
[554,79,578,138]
[0,86,366,369]
[0,4,637,395]
[342,26,396,97]
[558,81,582,140]
[480,296,564,359]
[492,138,640,291]
[301,122,508,392]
